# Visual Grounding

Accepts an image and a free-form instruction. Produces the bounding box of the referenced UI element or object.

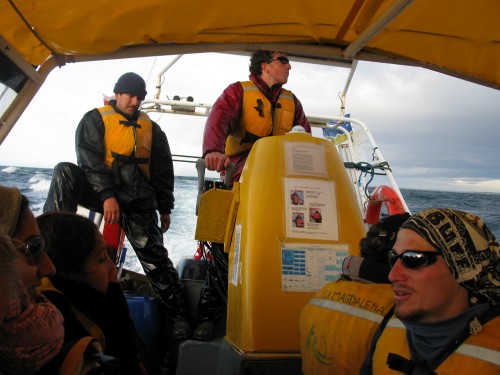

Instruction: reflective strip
[138,112,149,120]
[381,319,500,366]
[455,343,500,365]
[386,319,405,329]
[100,109,115,116]
[309,298,385,323]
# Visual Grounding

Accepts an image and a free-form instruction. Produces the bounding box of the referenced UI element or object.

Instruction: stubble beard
[394,304,425,322]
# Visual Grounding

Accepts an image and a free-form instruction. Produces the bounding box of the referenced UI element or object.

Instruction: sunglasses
[267,56,290,65]
[15,236,46,266]
[388,250,441,269]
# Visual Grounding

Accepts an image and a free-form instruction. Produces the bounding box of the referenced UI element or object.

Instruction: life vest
[299,279,395,375]
[225,81,295,156]
[370,314,500,374]
[98,105,153,180]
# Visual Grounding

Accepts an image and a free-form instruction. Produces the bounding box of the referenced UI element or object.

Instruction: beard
[394,304,425,322]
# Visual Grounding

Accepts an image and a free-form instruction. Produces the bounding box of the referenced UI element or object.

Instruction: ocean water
[0,165,199,273]
[2,165,500,273]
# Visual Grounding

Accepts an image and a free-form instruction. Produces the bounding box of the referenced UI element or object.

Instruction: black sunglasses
[267,56,290,65]
[388,250,441,269]
[15,236,46,266]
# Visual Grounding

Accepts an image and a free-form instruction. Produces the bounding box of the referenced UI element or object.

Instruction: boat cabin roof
[2,0,499,89]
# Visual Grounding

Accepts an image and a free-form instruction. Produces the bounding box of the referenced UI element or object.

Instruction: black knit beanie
[113,72,147,100]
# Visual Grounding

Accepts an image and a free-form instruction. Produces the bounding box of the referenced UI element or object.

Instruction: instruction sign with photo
[284,178,338,240]
[281,242,349,292]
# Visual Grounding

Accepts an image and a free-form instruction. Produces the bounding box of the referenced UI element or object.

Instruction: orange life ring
[365,185,406,225]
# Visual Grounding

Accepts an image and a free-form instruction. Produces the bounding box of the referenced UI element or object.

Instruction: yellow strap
[59,336,101,375]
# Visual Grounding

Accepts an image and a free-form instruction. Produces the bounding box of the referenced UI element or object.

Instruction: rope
[201,242,228,304]
[146,56,157,86]
[344,161,392,199]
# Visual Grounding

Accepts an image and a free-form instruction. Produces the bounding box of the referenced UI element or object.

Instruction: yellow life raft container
[223,131,366,354]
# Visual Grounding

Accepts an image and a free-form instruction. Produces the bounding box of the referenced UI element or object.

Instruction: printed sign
[281,243,349,292]
[284,178,338,240]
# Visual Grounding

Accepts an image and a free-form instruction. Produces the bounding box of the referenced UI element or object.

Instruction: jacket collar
[249,73,283,103]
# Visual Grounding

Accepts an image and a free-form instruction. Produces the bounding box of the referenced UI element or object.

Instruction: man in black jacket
[44,72,190,340]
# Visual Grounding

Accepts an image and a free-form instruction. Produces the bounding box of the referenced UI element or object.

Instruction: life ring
[365,185,406,225]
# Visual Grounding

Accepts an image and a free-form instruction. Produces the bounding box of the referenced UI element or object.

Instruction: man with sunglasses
[203,50,311,183]
[361,208,499,374]
[196,50,311,341]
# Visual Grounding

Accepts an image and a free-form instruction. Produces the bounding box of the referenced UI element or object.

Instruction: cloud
[0,53,499,193]
[452,179,500,192]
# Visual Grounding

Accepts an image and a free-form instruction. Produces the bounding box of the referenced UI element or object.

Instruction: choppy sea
[2,165,500,274]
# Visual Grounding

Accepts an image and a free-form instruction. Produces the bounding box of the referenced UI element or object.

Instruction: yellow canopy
[1,0,499,89]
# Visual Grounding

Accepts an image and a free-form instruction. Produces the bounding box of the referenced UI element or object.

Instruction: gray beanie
[113,72,147,100]
[0,186,22,236]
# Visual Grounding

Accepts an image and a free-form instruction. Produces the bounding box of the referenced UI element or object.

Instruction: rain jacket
[76,100,174,214]
[202,73,311,181]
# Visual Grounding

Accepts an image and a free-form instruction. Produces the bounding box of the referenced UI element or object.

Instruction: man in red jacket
[195,50,311,341]
[202,50,311,183]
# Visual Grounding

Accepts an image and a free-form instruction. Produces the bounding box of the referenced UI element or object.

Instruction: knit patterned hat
[113,72,147,100]
[0,186,22,236]
[401,208,500,305]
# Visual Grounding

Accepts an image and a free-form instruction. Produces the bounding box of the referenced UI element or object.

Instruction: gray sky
[1,53,499,193]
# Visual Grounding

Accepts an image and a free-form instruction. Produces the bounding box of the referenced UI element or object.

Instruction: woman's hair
[249,50,276,75]
[36,212,98,276]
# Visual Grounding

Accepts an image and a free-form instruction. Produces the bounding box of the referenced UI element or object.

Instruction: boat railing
[141,97,409,220]
[142,98,211,117]
[308,113,410,218]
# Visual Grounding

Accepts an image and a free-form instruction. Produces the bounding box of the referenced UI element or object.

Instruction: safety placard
[281,243,349,292]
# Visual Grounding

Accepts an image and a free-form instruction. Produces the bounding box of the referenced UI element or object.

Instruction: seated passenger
[299,213,409,375]
[0,185,64,375]
[36,211,148,375]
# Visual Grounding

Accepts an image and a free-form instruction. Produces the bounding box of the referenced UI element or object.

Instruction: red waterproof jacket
[202,73,311,182]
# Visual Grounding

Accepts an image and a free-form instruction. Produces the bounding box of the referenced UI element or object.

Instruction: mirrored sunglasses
[388,250,440,269]
[16,236,46,266]
[267,56,290,65]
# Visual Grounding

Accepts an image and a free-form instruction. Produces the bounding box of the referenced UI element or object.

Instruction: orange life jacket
[98,105,153,180]
[225,81,295,156]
